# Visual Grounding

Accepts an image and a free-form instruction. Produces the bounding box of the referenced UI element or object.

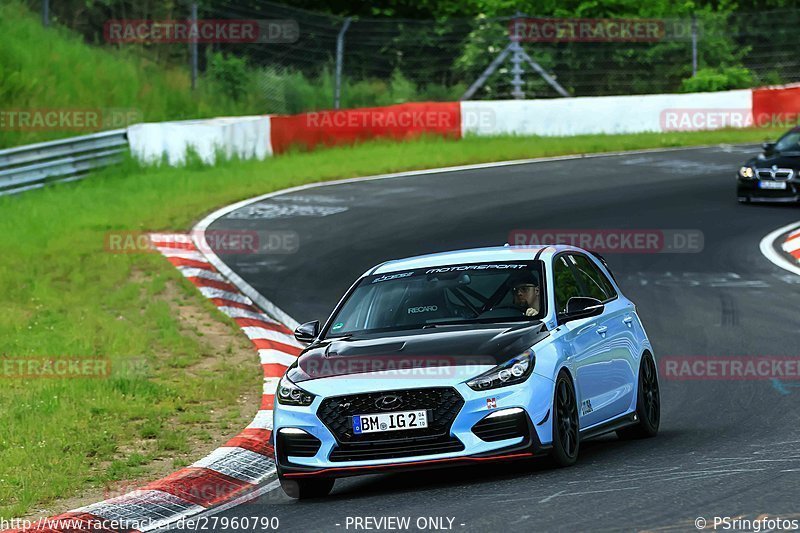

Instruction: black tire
[617,353,660,440]
[550,372,580,467]
[279,477,335,499]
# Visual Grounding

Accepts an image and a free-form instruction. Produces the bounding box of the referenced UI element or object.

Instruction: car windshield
[774,131,800,153]
[325,261,546,337]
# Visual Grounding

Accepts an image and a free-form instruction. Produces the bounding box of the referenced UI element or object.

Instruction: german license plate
[352,410,428,434]
[759,181,787,190]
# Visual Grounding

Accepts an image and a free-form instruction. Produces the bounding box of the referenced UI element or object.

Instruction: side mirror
[561,297,604,324]
[294,320,320,343]
[762,141,776,154]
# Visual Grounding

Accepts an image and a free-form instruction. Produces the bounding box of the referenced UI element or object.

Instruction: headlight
[276,376,316,406]
[739,166,754,179]
[467,349,535,391]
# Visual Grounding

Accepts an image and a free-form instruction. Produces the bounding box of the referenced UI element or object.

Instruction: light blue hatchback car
[274,246,660,498]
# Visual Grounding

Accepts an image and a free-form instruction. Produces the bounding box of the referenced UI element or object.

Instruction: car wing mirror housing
[762,141,776,154]
[561,297,604,324]
[294,320,320,343]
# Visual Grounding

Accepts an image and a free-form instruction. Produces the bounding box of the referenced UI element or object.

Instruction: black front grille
[472,411,529,442]
[330,435,464,462]
[277,430,322,458]
[317,387,464,443]
[757,168,794,180]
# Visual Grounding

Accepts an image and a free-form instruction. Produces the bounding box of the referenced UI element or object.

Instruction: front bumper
[273,373,555,479]
[737,177,800,202]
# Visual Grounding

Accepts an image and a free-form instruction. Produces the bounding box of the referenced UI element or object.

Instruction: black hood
[745,152,800,169]
[287,322,549,383]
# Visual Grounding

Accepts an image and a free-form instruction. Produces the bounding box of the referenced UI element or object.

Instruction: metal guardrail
[0,129,129,196]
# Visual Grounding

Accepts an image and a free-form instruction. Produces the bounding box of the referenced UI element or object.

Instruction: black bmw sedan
[738,128,800,203]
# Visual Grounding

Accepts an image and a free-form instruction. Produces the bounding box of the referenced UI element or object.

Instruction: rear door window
[570,254,617,302]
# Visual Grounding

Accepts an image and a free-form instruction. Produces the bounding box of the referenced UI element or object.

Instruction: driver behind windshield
[509,272,541,317]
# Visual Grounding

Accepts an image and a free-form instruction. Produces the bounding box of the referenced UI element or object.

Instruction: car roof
[369,245,586,275]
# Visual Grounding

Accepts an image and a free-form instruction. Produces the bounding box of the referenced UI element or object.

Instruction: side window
[554,256,581,315]
[572,255,617,301]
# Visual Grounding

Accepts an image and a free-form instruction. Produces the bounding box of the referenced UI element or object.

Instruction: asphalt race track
[192,145,800,532]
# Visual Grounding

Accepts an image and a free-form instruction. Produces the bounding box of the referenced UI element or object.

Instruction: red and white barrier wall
[128,116,272,165]
[126,84,800,165]
[752,83,800,127]
[269,102,461,153]
[462,89,754,136]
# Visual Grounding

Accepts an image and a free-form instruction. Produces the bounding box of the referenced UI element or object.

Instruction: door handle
[596,326,608,336]
[623,316,634,327]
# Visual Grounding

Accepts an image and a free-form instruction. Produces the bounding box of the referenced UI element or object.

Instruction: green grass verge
[0,127,779,519]
[0,2,259,148]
